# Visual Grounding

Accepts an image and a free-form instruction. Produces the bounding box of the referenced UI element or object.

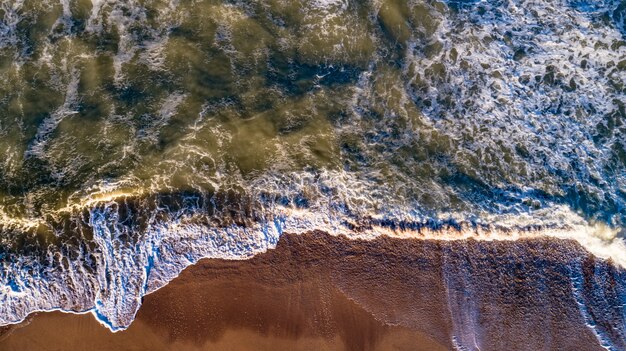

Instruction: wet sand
[1,231,624,351]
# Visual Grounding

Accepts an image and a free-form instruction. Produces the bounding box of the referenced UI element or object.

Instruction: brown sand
[0,231,621,351]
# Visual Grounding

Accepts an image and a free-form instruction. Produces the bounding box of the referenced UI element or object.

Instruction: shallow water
[0,0,624,347]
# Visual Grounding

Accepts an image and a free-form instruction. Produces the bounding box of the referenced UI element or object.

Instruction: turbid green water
[0,0,625,347]
[0,0,624,223]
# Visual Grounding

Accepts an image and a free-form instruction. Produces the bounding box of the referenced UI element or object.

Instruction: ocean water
[0,0,624,348]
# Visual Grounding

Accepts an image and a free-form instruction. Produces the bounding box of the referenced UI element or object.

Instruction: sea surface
[0,0,624,349]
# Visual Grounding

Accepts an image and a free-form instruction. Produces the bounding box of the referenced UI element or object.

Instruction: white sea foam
[396,0,625,225]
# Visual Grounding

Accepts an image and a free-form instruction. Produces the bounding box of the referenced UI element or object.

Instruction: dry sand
[1,231,622,351]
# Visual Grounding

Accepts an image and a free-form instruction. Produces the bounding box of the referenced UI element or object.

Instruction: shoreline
[2,231,625,350]
[2,221,624,333]
[2,192,624,332]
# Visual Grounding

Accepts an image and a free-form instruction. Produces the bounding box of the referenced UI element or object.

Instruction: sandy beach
[1,231,622,351]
